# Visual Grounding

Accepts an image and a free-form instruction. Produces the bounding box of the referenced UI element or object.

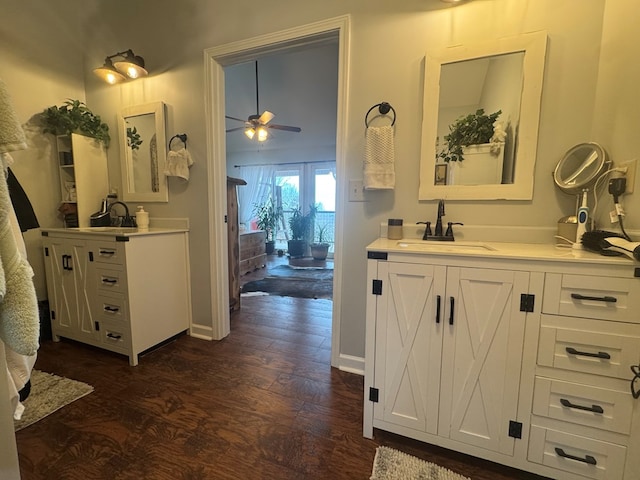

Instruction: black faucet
[434,199,445,237]
[108,201,136,227]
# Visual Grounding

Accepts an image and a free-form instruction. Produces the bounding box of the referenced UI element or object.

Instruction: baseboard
[337,353,364,376]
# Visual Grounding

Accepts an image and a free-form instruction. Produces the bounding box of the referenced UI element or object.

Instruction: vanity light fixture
[94,49,148,84]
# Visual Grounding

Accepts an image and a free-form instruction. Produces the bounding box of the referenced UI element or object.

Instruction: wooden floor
[16,257,547,480]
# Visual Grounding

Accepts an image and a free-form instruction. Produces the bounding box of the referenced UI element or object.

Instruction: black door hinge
[508,420,522,439]
[95,321,100,331]
[372,279,383,296]
[520,294,535,312]
[635,267,640,278]
[368,251,388,260]
[44,247,49,257]
[224,214,228,223]
[369,387,379,403]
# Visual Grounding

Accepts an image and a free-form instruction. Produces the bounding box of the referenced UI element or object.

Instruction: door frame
[203,15,350,367]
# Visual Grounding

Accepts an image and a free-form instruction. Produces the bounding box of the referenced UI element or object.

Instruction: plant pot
[265,240,275,255]
[287,239,306,258]
[310,243,329,261]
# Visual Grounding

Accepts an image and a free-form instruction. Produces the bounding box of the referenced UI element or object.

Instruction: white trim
[203,16,350,358]
[337,354,364,376]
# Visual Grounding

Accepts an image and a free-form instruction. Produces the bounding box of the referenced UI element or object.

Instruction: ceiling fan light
[257,127,268,142]
[94,58,126,84]
[244,128,256,139]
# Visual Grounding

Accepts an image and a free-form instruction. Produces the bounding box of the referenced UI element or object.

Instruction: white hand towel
[0,79,27,154]
[164,147,194,181]
[364,125,395,190]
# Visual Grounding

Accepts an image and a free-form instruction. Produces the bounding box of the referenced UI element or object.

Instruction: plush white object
[364,125,395,190]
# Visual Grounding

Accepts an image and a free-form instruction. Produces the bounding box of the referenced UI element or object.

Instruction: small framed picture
[434,164,447,185]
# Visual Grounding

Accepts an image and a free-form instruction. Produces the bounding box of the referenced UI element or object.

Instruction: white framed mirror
[118,101,168,202]
[419,31,547,200]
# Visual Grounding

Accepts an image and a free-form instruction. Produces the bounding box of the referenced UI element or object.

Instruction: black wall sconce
[94,49,148,85]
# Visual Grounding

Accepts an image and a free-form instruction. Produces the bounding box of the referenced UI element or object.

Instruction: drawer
[97,321,129,353]
[532,376,633,434]
[543,273,640,323]
[89,242,125,266]
[528,425,626,480]
[95,294,128,324]
[538,315,640,380]
[240,244,266,261]
[94,266,127,295]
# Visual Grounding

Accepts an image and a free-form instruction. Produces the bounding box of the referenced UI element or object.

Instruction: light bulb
[257,127,268,142]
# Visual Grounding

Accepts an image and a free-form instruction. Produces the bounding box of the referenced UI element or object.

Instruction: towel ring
[365,102,396,128]
[169,133,188,150]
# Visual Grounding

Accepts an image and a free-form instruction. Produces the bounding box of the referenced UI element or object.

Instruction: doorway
[204,16,349,368]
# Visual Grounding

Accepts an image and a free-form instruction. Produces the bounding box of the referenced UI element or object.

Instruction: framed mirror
[118,101,168,202]
[419,32,547,200]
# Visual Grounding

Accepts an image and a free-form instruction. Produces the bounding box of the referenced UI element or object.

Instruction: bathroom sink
[396,240,496,253]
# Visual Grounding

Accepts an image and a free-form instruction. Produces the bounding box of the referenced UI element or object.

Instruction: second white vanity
[41,227,192,366]
[364,237,640,480]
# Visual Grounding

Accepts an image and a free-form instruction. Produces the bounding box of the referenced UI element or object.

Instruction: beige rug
[14,370,94,431]
[371,446,470,480]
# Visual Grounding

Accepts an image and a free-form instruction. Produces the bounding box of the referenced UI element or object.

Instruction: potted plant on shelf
[436,108,503,163]
[41,99,111,146]
[310,224,330,261]
[254,198,282,255]
[287,204,316,258]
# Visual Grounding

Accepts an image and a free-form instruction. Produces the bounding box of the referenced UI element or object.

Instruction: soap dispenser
[136,206,149,229]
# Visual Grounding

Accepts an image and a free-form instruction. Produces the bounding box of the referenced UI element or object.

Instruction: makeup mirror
[419,32,547,200]
[553,142,609,195]
[118,101,168,202]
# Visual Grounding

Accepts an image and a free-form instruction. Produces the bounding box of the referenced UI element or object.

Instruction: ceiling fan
[225,61,302,141]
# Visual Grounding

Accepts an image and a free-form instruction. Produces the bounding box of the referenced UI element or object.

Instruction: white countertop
[367,237,636,266]
[41,226,188,237]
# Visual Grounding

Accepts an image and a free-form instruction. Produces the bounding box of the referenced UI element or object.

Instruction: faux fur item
[0,164,39,356]
[0,79,27,154]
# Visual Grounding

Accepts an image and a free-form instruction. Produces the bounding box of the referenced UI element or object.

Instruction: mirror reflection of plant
[126,126,143,150]
[41,99,110,146]
[437,109,502,162]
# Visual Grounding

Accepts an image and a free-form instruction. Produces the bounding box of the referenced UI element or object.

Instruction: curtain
[237,165,275,227]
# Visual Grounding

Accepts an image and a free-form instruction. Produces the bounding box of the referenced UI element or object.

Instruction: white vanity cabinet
[367,255,530,457]
[42,228,192,366]
[364,239,640,480]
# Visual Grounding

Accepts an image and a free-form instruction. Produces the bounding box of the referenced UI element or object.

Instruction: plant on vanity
[41,99,110,146]
[437,108,504,162]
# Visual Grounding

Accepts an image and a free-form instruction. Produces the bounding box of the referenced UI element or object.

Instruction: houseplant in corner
[41,99,110,146]
[254,198,282,255]
[310,223,330,261]
[287,204,316,258]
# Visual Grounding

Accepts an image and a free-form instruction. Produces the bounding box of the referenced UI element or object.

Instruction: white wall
[5,0,637,363]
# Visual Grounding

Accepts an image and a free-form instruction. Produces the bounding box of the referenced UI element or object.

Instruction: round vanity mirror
[553,142,609,194]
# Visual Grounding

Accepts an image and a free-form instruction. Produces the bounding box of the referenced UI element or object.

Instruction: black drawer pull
[99,249,116,256]
[566,347,611,360]
[106,333,122,340]
[571,293,617,303]
[104,306,120,313]
[101,278,118,284]
[560,398,604,414]
[554,447,597,466]
[436,295,441,324]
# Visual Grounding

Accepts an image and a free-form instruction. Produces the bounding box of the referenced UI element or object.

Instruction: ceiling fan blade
[226,126,247,133]
[225,115,248,123]
[268,124,302,133]
[259,110,275,125]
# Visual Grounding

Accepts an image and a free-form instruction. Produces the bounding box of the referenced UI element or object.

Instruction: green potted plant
[310,223,330,261]
[287,204,316,258]
[437,108,502,163]
[41,99,110,146]
[254,198,282,255]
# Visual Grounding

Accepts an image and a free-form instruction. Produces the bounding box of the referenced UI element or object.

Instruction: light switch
[349,180,365,202]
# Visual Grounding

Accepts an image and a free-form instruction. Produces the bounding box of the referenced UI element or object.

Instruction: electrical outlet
[348,180,365,202]
[622,159,637,193]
